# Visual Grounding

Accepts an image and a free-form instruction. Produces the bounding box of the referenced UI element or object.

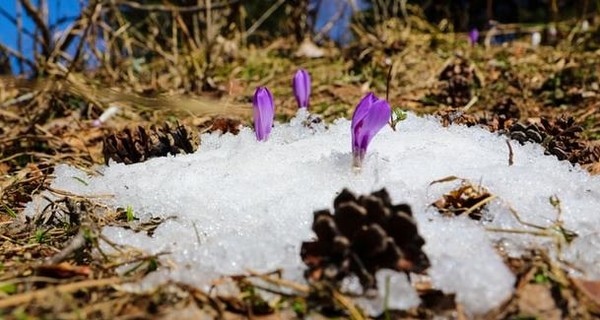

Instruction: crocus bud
[468,28,479,46]
[293,69,311,109]
[351,92,391,168]
[253,86,275,141]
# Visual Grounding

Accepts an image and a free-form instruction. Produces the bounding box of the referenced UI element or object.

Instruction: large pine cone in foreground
[301,188,430,290]
[102,122,199,165]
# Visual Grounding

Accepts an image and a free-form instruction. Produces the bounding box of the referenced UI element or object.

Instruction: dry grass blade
[0,277,123,309]
[1,75,252,117]
[247,269,309,294]
[428,175,462,186]
[460,194,497,218]
[332,290,366,320]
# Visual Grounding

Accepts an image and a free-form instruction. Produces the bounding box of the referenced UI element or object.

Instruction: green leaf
[126,206,135,222]
[291,299,307,317]
[0,282,17,294]
[71,176,89,186]
[82,227,94,242]
[146,258,158,274]
[35,229,46,243]
[389,107,408,130]
[392,107,407,122]
[2,203,17,218]
[533,270,550,284]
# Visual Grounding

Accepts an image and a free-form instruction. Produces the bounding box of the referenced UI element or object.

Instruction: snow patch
[26,111,600,315]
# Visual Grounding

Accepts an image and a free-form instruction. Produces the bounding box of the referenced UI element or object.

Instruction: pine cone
[435,107,516,133]
[209,118,241,135]
[540,116,582,138]
[538,66,593,105]
[578,144,600,164]
[508,116,597,165]
[481,113,516,133]
[583,160,600,175]
[439,58,476,83]
[435,108,479,127]
[508,123,546,144]
[301,188,430,290]
[546,136,585,162]
[539,116,585,162]
[437,58,479,107]
[102,122,199,165]
[492,98,520,120]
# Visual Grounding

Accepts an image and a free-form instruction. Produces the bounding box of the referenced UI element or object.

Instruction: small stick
[16,0,24,73]
[244,0,285,39]
[205,0,212,42]
[385,63,393,101]
[506,139,514,166]
[47,230,87,264]
[192,221,202,244]
[20,0,52,57]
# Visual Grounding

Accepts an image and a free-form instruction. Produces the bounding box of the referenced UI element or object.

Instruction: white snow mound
[26,110,600,315]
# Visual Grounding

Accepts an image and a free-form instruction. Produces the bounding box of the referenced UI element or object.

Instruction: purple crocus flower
[253,86,275,141]
[293,69,311,109]
[469,28,479,46]
[351,92,391,168]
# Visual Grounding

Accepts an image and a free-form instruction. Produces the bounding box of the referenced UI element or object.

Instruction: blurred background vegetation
[0,0,598,77]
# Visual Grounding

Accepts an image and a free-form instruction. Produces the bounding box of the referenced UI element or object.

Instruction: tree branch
[19,0,53,56]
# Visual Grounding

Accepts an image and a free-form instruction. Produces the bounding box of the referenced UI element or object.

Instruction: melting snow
[26,110,600,315]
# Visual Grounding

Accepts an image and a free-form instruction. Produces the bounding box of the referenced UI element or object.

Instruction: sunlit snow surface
[27,111,600,315]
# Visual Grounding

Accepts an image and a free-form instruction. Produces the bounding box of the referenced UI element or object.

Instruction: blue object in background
[309,0,370,46]
[0,0,84,74]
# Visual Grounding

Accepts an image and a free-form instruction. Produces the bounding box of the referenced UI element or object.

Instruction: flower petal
[253,87,275,141]
[293,69,311,109]
[351,92,378,150]
[469,28,479,46]
[352,99,391,156]
[351,92,377,125]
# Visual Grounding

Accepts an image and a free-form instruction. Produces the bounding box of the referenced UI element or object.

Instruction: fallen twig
[506,139,514,166]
